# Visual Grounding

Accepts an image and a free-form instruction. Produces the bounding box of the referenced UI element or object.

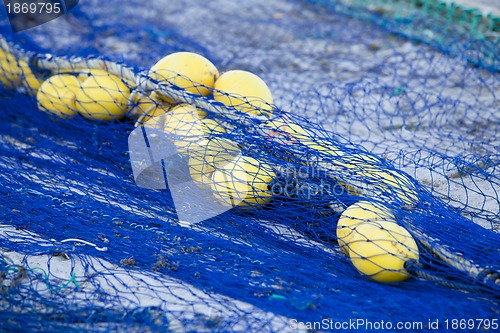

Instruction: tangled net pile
[0,0,499,332]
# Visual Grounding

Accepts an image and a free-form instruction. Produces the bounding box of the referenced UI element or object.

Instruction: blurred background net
[0,0,499,332]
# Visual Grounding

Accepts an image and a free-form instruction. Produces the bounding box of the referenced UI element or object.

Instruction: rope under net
[1,0,499,332]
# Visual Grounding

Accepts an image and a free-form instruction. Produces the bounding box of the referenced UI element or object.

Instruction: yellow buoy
[188,138,241,187]
[170,118,226,154]
[189,154,215,186]
[37,74,81,118]
[138,104,170,129]
[214,70,273,117]
[133,92,165,116]
[210,156,275,208]
[0,49,22,89]
[371,169,419,205]
[77,69,136,88]
[161,103,219,153]
[337,200,396,254]
[327,153,418,204]
[149,52,219,103]
[0,50,43,94]
[75,73,130,121]
[347,220,419,283]
[162,103,207,128]
[160,104,226,154]
[19,60,42,95]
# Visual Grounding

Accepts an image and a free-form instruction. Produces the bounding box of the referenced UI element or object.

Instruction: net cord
[1,36,498,291]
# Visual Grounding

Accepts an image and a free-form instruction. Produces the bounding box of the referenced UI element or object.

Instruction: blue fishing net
[0,0,499,332]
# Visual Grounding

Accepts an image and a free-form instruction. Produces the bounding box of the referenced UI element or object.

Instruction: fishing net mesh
[0,0,499,332]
